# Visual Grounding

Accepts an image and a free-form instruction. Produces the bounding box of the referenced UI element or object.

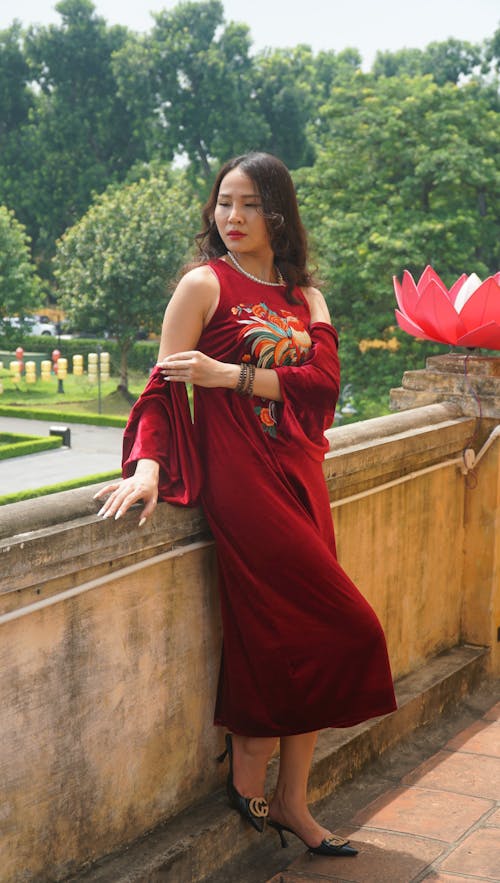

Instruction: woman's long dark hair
[192,152,315,302]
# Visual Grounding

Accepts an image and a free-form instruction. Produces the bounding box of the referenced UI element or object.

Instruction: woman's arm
[157,266,283,401]
[94,267,219,522]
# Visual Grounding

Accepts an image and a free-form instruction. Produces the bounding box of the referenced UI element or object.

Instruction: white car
[2,316,57,336]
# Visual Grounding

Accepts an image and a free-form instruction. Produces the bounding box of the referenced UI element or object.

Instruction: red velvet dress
[123,258,396,737]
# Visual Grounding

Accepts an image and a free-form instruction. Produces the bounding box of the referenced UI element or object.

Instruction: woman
[95,152,396,858]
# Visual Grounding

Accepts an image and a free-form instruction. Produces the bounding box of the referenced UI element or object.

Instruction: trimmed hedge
[0,405,127,427]
[0,335,158,375]
[0,432,62,460]
[0,469,121,506]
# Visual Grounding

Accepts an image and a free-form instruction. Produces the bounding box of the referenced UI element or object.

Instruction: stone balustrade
[1,367,499,881]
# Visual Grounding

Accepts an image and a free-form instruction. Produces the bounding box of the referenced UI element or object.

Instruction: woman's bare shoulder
[166,264,220,328]
[300,286,331,324]
[176,264,220,294]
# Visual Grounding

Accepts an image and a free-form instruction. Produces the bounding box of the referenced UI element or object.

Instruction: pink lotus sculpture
[394,265,500,350]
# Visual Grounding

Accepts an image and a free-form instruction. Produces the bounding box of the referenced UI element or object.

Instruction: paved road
[0,416,124,494]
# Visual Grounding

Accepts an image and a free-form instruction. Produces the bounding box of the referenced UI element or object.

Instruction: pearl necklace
[226,250,284,286]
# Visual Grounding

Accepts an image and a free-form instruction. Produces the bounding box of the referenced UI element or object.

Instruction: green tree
[372,38,483,84]
[298,73,500,333]
[0,0,146,271]
[113,0,269,177]
[249,45,362,170]
[0,21,33,135]
[295,72,500,403]
[251,46,317,169]
[53,171,200,391]
[0,206,40,338]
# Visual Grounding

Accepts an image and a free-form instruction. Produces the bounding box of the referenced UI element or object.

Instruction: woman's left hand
[158,351,238,389]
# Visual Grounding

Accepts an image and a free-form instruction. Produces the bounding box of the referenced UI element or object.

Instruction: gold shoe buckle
[324,834,349,848]
[248,797,269,819]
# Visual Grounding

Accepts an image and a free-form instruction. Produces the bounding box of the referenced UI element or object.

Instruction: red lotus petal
[399,270,420,316]
[412,280,464,343]
[448,274,469,305]
[394,309,443,342]
[393,276,405,313]
[457,322,500,350]
[417,265,449,296]
[459,277,500,330]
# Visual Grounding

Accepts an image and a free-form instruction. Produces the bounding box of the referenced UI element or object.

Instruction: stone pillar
[390,353,500,418]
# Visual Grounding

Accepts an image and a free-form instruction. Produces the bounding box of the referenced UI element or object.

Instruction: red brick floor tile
[445,719,500,757]
[485,807,500,826]
[402,750,500,800]
[483,702,500,721]
[440,827,500,877]
[351,785,493,841]
[293,828,445,883]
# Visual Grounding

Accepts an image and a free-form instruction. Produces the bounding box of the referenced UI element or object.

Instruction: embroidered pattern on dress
[231,302,311,436]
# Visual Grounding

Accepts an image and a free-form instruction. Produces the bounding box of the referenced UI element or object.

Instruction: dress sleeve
[122,366,202,506]
[274,322,340,460]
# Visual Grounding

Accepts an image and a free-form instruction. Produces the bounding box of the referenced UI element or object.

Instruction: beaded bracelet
[244,363,256,398]
[235,362,248,395]
[235,362,256,397]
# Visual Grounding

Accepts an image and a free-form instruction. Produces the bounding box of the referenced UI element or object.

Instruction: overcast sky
[2,0,499,68]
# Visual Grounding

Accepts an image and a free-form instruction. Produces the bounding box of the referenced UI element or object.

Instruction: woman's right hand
[93,459,160,526]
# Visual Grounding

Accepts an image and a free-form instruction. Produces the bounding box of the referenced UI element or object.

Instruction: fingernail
[97,506,105,516]
[102,511,111,519]
[139,517,146,527]
[115,511,121,520]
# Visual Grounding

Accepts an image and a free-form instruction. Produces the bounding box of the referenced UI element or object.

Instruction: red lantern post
[52,349,64,392]
[15,346,24,375]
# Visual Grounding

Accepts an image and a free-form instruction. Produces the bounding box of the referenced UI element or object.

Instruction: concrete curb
[68,645,488,883]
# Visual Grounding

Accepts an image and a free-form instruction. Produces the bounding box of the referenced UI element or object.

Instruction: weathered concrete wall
[0,401,498,881]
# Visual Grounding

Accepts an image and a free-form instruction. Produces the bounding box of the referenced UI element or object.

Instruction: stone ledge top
[426,353,500,377]
[0,403,467,542]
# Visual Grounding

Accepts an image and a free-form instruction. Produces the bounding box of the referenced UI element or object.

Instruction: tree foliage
[0,0,147,270]
[372,38,483,84]
[113,0,268,177]
[297,72,500,337]
[0,206,39,338]
[53,171,200,390]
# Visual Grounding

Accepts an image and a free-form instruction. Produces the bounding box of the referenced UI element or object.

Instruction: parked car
[2,316,57,336]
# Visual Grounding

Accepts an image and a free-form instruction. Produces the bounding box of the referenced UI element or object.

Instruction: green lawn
[0,370,146,416]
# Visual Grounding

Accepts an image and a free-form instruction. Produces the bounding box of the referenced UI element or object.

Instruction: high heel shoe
[268,818,358,857]
[217,733,269,833]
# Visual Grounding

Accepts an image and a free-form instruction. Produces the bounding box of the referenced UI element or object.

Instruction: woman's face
[214,168,272,257]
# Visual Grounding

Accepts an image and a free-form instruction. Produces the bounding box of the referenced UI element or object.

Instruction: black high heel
[268,818,358,857]
[217,733,269,833]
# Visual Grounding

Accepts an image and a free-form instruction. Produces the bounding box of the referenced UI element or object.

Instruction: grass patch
[0,405,127,427]
[0,432,62,460]
[0,371,145,417]
[0,470,121,506]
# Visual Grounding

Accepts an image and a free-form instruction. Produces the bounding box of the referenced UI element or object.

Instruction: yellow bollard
[73,354,84,376]
[25,360,36,383]
[57,357,68,379]
[41,360,51,381]
[100,350,110,381]
[10,361,21,383]
[88,352,98,383]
